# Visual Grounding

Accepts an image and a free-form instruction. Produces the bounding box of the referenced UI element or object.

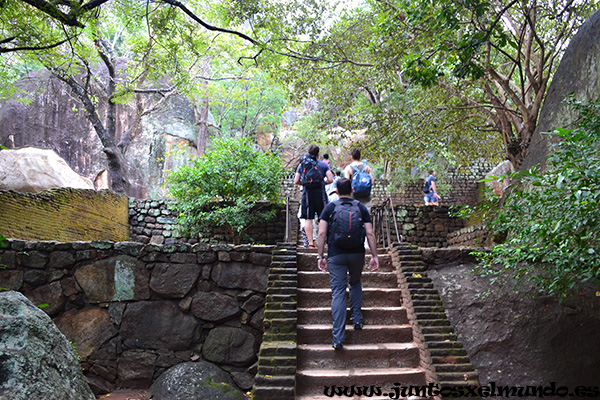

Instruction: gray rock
[121,301,199,351]
[427,262,600,388]
[117,350,157,388]
[0,291,95,400]
[150,263,201,299]
[191,291,240,322]
[148,361,246,400]
[202,327,256,366]
[74,255,150,303]
[54,307,118,358]
[210,262,269,292]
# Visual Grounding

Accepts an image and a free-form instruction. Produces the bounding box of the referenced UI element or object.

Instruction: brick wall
[0,188,128,242]
[372,179,483,207]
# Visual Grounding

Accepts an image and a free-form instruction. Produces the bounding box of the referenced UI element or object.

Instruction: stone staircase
[294,249,431,399]
[392,243,479,392]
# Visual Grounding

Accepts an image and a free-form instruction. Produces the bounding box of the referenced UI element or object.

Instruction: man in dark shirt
[316,178,379,349]
[294,145,333,248]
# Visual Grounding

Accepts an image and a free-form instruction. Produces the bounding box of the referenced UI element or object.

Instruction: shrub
[166,137,285,244]
[475,99,600,297]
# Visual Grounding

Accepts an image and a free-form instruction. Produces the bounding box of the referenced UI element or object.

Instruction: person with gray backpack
[316,178,379,350]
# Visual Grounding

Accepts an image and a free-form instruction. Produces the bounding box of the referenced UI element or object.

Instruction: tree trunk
[196,57,211,155]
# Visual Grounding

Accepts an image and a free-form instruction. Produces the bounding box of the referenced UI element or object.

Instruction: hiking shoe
[353,322,363,330]
[332,342,344,350]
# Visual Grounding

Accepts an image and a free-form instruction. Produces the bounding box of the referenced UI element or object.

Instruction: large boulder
[0,147,94,192]
[0,291,95,400]
[148,361,247,400]
[427,262,600,388]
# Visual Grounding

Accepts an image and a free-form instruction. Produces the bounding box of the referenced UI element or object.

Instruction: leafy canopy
[166,136,285,244]
[475,99,600,297]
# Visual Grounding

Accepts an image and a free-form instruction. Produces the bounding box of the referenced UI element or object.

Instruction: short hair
[429,170,434,175]
[308,145,319,157]
[323,153,329,160]
[351,148,361,160]
[336,177,352,195]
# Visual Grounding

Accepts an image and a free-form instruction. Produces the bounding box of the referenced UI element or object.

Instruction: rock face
[427,263,600,388]
[522,9,600,171]
[0,291,95,400]
[148,361,247,400]
[0,147,94,192]
[0,68,201,198]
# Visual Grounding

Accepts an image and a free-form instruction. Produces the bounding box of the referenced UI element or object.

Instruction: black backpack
[423,179,431,193]
[329,199,366,250]
[299,154,323,189]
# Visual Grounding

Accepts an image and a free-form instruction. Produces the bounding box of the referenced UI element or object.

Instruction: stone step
[270,260,297,269]
[297,324,413,345]
[269,267,298,275]
[297,253,394,272]
[420,326,455,335]
[422,333,458,342]
[410,293,441,301]
[408,282,434,289]
[427,341,464,349]
[296,367,427,396]
[268,273,297,281]
[417,319,451,327]
[436,371,479,382]
[297,342,420,369]
[434,363,475,373]
[297,306,408,325]
[428,347,467,357]
[264,302,296,311]
[265,294,297,303]
[431,355,471,365]
[252,385,295,400]
[411,299,443,307]
[271,254,297,262]
[414,312,447,320]
[267,280,297,289]
[297,288,402,308]
[264,309,297,320]
[266,286,296,295]
[413,305,446,313]
[298,271,398,288]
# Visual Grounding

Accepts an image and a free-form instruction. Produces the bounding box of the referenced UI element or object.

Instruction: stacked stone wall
[447,225,489,247]
[129,199,287,245]
[372,179,482,207]
[0,188,129,242]
[0,239,273,394]
[378,206,465,248]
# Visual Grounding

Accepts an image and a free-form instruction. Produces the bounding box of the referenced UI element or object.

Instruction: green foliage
[474,100,600,297]
[166,136,285,244]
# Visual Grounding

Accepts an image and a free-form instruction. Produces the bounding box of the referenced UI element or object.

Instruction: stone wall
[0,188,129,242]
[372,179,483,207]
[447,225,489,247]
[376,206,465,248]
[129,199,287,245]
[0,239,273,394]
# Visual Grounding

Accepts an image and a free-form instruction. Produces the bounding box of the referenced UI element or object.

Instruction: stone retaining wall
[383,206,465,248]
[447,225,489,247]
[0,239,274,394]
[129,199,287,245]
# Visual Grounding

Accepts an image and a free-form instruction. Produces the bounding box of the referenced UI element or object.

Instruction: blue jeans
[328,252,365,345]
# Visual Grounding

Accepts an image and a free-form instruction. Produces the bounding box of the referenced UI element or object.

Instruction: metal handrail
[372,197,402,248]
[284,196,291,243]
